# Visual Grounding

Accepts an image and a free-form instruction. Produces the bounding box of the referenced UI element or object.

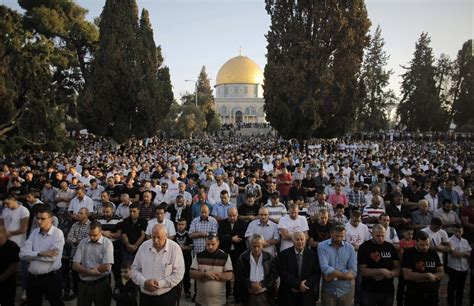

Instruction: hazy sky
[3,0,473,99]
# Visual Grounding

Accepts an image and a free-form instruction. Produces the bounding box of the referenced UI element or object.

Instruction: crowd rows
[0,135,473,306]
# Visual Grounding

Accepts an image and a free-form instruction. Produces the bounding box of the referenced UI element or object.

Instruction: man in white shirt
[447,225,471,306]
[68,187,94,221]
[421,217,452,263]
[378,213,400,249]
[245,208,280,256]
[278,203,309,251]
[207,175,230,205]
[145,205,176,240]
[0,196,29,247]
[132,224,185,305]
[344,210,371,252]
[116,193,133,219]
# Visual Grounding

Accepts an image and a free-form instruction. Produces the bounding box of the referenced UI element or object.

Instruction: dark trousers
[139,286,178,306]
[470,272,474,306]
[26,270,64,306]
[183,253,192,294]
[61,258,71,294]
[447,267,468,306]
[112,241,122,283]
[404,289,438,306]
[78,277,112,306]
[396,274,405,306]
[0,282,16,306]
[363,290,394,306]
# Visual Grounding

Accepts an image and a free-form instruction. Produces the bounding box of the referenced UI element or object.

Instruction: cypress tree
[451,40,473,130]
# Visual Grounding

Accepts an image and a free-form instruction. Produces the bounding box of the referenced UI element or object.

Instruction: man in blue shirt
[211,190,236,221]
[318,222,357,306]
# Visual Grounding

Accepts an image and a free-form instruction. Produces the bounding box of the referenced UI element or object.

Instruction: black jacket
[217,219,247,256]
[235,250,278,304]
[277,247,319,306]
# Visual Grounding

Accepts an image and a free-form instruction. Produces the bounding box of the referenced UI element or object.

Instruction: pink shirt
[328,193,348,207]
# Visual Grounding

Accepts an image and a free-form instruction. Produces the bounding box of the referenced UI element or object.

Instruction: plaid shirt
[347,190,366,208]
[66,220,91,258]
[189,216,218,253]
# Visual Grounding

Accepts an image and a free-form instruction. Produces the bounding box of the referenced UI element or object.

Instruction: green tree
[177,104,207,138]
[451,40,473,130]
[18,0,99,118]
[397,33,447,131]
[357,25,396,132]
[264,0,371,139]
[0,6,71,153]
[79,0,172,142]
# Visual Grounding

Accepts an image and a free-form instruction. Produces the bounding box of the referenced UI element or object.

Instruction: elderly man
[235,234,278,306]
[278,231,319,306]
[245,207,280,256]
[358,224,400,306]
[190,233,233,306]
[20,206,65,306]
[72,221,114,306]
[131,224,185,306]
[411,199,433,231]
[208,175,230,205]
[318,223,357,306]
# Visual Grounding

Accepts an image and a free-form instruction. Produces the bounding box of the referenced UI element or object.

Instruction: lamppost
[185,79,198,106]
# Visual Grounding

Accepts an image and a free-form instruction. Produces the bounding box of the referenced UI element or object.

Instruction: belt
[249,290,267,296]
[79,276,109,285]
[28,269,59,279]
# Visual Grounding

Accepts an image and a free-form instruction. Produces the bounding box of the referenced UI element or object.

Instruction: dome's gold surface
[215,55,264,85]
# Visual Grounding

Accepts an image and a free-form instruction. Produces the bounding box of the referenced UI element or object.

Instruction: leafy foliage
[451,40,473,130]
[264,0,371,139]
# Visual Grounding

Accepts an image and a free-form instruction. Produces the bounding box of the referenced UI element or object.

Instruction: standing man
[19,206,65,306]
[190,233,234,306]
[318,223,357,306]
[235,234,278,306]
[446,225,471,306]
[278,203,309,251]
[145,205,176,240]
[72,221,114,306]
[402,231,444,306]
[131,224,185,305]
[212,190,236,221]
[358,224,400,306]
[0,195,30,247]
[189,205,219,254]
[245,207,280,257]
[277,231,319,306]
[120,203,147,263]
[0,225,20,306]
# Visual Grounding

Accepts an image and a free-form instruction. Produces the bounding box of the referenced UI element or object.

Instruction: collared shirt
[189,216,218,253]
[116,203,131,219]
[19,225,65,275]
[348,190,366,208]
[447,235,471,272]
[97,216,122,242]
[433,208,461,234]
[263,202,287,223]
[73,235,114,281]
[66,220,91,257]
[131,239,185,296]
[56,189,75,209]
[411,210,433,229]
[68,195,94,214]
[211,202,237,220]
[245,219,280,256]
[145,218,176,238]
[249,253,265,290]
[318,239,357,297]
[208,183,230,204]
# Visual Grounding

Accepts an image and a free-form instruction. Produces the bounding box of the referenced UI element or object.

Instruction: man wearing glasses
[190,232,233,306]
[20,206,65,306]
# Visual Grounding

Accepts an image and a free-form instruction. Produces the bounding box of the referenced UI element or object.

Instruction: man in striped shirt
[362,195,386,230]
[263,192,287,224]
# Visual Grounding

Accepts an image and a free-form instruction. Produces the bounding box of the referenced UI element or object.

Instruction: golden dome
[215,55,264,86]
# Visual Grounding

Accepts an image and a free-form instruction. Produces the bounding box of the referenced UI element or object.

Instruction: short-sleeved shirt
[0,239,20,285]
[309,221,332,249]
[73,235,114,281]
[1,205,30,247]
[402,247,441,294]
[191,249,233,306]
[238,204,260,222]
[120,217,148,245]
[421,227,449,263]
[358,240,400,292]
[244,219,280,256]
[189,216,219,253]
[145,218,176,237]
[278,215,309,251]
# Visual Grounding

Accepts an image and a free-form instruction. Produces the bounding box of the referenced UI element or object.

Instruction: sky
[3,0,473,100]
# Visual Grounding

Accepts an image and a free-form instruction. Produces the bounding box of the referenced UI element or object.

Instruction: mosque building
[214,54,266,123]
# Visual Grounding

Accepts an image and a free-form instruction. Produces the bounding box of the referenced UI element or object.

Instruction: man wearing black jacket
[218,207,247,297]
[235,234,278,306]
[278,231,319,306]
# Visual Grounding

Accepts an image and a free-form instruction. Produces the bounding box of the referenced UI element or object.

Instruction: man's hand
[144,279,160,291]
[103,231,113,239]
[342,272,354,281]
[232,235,242,243]
[39,249,59,257]
[88,267,102,277]
[5,231,12,238]
[426,273,439,282]
[299,280,310,292]
[379,268,393,279]
[250,282,262,292]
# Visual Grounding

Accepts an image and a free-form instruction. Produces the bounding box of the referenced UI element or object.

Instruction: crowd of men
[0,134,473,306]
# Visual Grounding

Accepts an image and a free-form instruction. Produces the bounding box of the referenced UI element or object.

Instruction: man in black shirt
[120,203,147,263]
[358,224,400,306]
[0,225,20,306]
[402,231,444,306]
[238,194,260,226]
